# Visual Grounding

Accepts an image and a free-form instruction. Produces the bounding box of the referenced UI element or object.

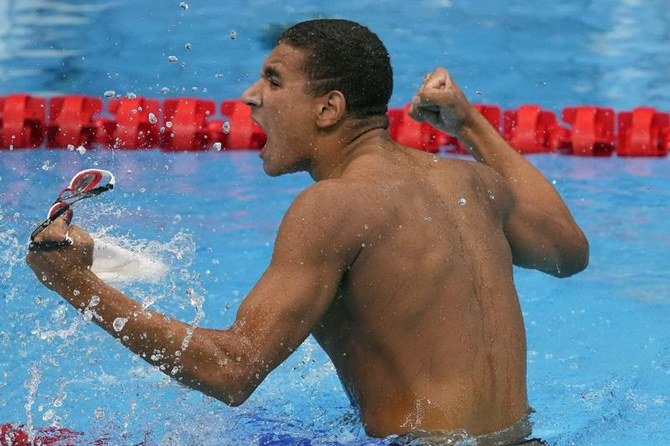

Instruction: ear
[315,90,346,128]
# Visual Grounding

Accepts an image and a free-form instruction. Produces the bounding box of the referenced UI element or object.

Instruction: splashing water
[90,236,170,284]
[180,287,205,351]
[112,318,128,332]
[24,365,41,443]
[0,228,25,289]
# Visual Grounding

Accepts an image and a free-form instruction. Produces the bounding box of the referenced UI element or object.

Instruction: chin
[260,142,308,177]
[261,154,288,177]
[262,163,284,177]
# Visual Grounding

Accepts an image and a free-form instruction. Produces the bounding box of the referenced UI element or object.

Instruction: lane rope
[0,94,668,156]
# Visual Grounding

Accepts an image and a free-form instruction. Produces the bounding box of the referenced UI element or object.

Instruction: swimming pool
[1,1,669,445]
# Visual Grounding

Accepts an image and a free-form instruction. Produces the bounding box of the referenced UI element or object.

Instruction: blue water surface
[0,151,668,445]
[0,1,669,445]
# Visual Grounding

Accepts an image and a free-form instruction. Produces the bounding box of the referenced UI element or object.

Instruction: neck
[308,116,390,181]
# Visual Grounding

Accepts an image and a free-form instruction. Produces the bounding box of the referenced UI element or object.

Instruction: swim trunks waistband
[388,411,548,446]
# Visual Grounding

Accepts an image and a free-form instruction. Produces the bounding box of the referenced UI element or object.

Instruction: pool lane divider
[0,94,668,157]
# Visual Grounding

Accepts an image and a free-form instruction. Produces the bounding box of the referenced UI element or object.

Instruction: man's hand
[26,216,94,291]
[408,67,473,136]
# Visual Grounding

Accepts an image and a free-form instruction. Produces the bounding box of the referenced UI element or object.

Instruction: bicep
[496,175,588,277]
[224,184,359,385]
[235,260,343,367]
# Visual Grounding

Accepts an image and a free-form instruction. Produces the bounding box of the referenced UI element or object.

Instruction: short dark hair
[278,19,393,119]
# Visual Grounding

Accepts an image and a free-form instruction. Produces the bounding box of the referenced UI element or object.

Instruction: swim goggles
[29,169,115,251]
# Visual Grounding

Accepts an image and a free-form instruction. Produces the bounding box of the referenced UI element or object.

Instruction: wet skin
[27,44,588,437]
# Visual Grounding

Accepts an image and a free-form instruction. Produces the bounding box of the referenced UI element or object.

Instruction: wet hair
[278,19,393,119]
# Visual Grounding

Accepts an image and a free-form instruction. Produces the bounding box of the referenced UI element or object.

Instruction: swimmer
[27,19,587,445]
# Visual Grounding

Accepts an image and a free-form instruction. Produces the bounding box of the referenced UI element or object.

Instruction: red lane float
[560,106,616,156]
[47,95,102,149]
[503,105,566,154]
[0,94,668,156]
[617,107,670,157]
[0,94,45,149]
[162,98,217,151]
[97,97,161,149]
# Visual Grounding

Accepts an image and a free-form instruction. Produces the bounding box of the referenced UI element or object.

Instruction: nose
[241,79,262,108]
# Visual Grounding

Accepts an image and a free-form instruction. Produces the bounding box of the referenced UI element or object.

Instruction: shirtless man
[27,19,588,445]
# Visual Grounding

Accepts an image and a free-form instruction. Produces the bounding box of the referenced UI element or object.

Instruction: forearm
[456,107,589,274]
[456,107,574,220]
[51,269,255,404]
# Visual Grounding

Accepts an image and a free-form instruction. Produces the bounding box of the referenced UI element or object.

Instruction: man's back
[312,141,528,437]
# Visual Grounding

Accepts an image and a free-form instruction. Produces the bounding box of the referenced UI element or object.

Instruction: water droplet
[458,198,467,206]
[140,188,146,193]
[126,92,137,99]
[214,73,224,79]
[113,317,128,332]
[184,42,192,51]
[73,289,80,296]
[160,87,170,94]
[67,144,75,151]
[103,90,116,98]
[89,295,100,307]
[179,2,189,9]
[364,224,369,230]
[41,160,55,171]
[82,310,93,321]
[222,121,231,134]
[165,121,173,128]
[168,55,179,63]
[432,155,439,163]
[148,112,158,124]
[212,142,222,151]
[76,145,87,155]
[361,243,366,248]
[230,30,237,40]
[126,169,133,175]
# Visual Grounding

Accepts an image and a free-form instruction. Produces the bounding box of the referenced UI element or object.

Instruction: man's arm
[26,181,359,405]
[410,68,588,277]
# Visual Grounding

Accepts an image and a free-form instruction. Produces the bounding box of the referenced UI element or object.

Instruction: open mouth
[250,113,262,128]
[259,141,269,159]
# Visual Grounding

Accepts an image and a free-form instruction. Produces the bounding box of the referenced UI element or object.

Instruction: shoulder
[286,179,365,222]
[274,180,367,265]
[279,179,369,241]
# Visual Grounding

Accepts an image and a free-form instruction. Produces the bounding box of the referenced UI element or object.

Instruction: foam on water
[90,237,169,284]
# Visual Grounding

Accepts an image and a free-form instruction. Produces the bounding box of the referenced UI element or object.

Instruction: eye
[265,73,281,88]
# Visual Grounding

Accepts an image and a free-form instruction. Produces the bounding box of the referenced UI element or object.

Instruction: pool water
[1,151,668,445]
[1,1,670,445]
